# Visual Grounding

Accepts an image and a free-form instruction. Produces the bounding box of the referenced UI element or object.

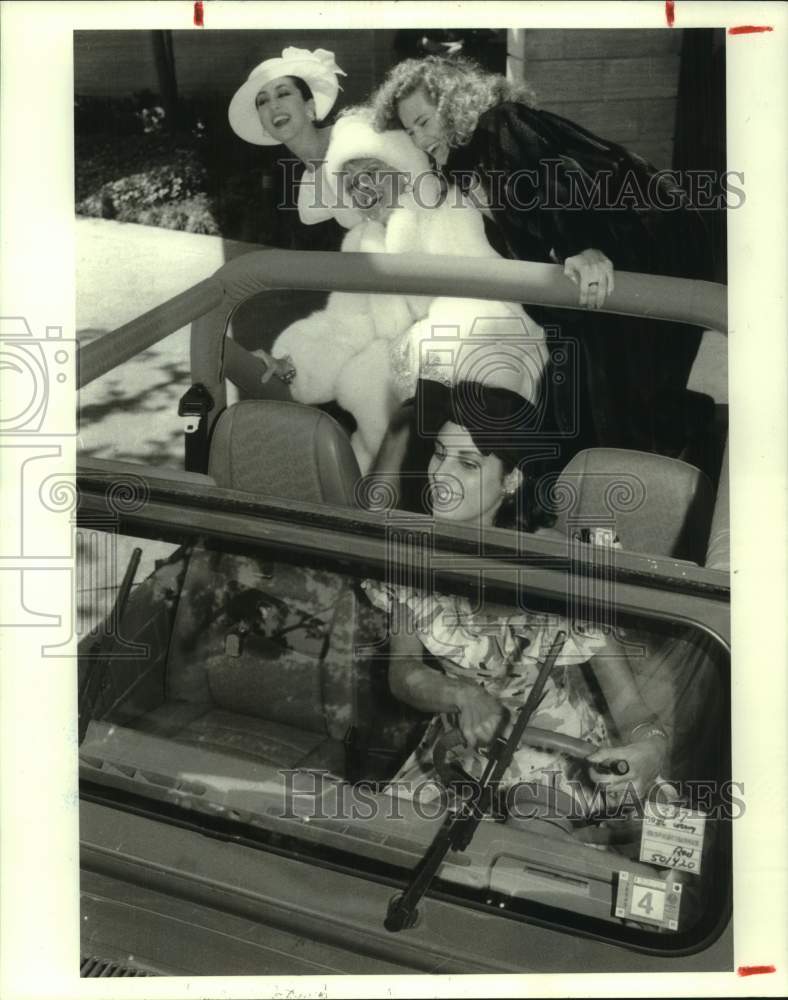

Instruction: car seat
[550,448,722,784]
[552,448,715,563]
[705,437,729,571]
[207,399,361,505]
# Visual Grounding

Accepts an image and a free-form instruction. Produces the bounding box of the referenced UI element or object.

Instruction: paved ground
[75,218,325,619]
[76,218,333,468]
[76,219,251,623]
[77,219,252,469]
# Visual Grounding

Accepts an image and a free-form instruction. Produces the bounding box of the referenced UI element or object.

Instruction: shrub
[77,157,207,212]
[74,93,268,240]
[130,194,220,235]
[75,127,222,234]
[74,94,144,136]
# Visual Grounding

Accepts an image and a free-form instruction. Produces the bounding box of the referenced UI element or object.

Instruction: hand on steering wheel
[453,684,505,749]
[563,248,615,309]
[587,734,667,798]
[432,724,633,812]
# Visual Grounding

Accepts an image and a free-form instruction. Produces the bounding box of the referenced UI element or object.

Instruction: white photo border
[1,1,786,998]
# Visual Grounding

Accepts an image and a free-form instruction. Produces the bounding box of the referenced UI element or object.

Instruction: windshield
[77,510,731,951]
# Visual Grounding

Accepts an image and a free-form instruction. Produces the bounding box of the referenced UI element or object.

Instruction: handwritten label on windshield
[639,803,707,875]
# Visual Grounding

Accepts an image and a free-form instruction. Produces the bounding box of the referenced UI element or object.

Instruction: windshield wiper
[78,546,142,744]
[384,630,567,932]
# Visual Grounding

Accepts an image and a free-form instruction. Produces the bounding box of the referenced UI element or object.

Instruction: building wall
[75,31,162,97]
[515,29,684,169]
[74,28,683,167]
[74,30,400,114]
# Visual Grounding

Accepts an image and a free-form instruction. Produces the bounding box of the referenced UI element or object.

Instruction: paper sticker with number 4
[639,803,706,875]
[615,871,682,930]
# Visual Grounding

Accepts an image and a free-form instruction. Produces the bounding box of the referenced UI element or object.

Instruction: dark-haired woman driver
[363,378,671,816]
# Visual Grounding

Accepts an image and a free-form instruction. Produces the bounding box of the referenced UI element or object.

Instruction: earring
[502,470,522,499]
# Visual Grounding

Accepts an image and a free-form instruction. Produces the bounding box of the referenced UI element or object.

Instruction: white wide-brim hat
[229,47,345,146]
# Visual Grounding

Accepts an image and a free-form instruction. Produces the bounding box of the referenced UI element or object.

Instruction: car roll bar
[78,250,728,405]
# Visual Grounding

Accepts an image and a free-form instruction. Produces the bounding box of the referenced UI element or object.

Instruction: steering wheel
[433,726,629,785]
[432,727,631,834]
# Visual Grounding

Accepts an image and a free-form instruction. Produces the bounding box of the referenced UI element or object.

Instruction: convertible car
[76,250,731,976]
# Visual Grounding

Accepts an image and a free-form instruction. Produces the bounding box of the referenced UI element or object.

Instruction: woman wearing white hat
[228,46,361,229]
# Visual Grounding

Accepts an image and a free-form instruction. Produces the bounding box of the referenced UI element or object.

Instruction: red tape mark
[665,1,675,27]
[194,0,204,26]
[729,25,773,34]
[738,965,776,977]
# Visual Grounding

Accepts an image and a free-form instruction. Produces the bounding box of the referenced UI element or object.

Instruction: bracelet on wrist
[628,719,669,744]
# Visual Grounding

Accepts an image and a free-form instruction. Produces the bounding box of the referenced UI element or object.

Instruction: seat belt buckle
[178,383,214,434]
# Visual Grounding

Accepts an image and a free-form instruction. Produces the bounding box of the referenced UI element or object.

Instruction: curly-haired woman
[371,56,714,458]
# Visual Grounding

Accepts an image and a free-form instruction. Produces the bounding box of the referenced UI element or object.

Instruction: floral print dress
[363,580,612,804]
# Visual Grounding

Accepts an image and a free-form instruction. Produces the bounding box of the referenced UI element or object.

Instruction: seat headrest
[553,448,714,562]
[208,400,361,506]
[705,437,729,571]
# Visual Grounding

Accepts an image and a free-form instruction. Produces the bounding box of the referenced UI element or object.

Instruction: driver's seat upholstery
[553,448,715,562]
[208,399,361,506]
